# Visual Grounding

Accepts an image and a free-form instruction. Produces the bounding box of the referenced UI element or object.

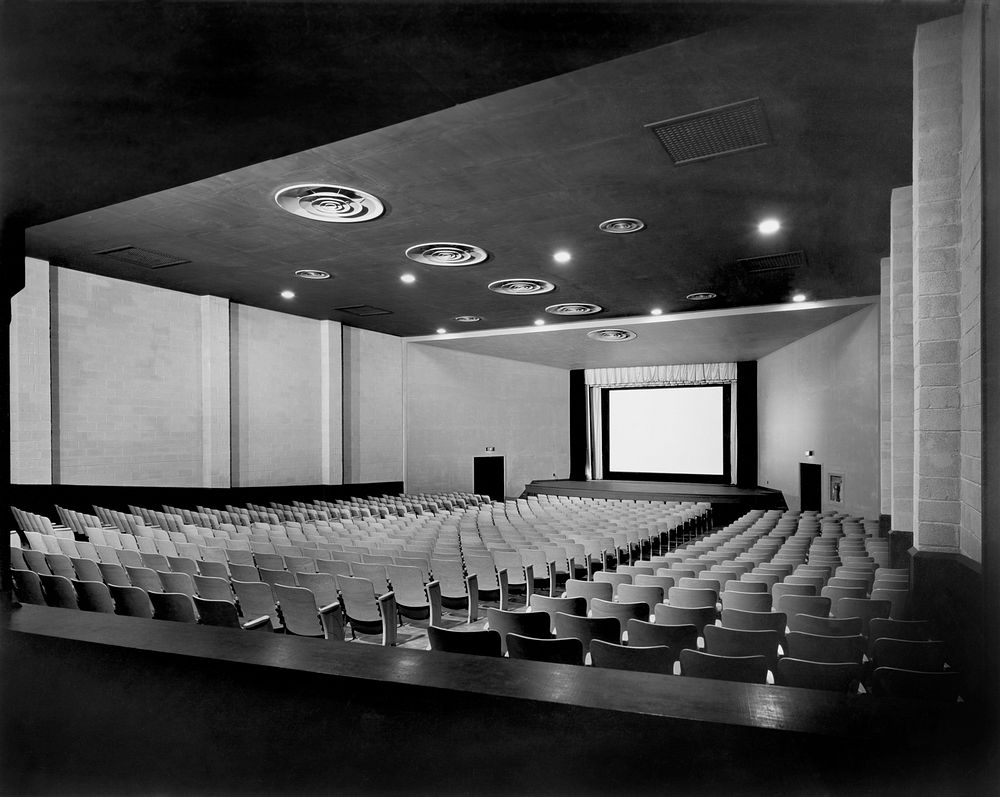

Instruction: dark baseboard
[7,481,405,523]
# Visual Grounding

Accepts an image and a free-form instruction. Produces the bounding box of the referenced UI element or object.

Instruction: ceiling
[5,1,956,369]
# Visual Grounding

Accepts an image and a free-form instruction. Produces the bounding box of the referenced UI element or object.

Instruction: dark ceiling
[4,1,957,338]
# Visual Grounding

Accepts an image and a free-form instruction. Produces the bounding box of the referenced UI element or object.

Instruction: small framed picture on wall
[829,472,844,504]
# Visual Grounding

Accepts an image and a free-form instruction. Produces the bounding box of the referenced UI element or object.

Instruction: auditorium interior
[2,1,998,794]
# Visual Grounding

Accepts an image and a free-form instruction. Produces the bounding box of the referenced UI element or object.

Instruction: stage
[522,479,785,524]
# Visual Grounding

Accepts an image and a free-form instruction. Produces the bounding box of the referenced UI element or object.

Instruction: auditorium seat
[720,590,772,613]
[486,608,552,655]
[867,618,930,651]
[773,594,831,619]
[724,580,768,594]
[122,566,162,594]
[720,608,787,643]
[527,594,586,633]
[228,563,261,582]
[679,650,768,684]
[464,553,510,609]
[703,625,779,674]
[616,584,664,613]
[563,578,613,610]
[590,598,650,636]
[69,556,102,583]
[335,575,398,646]
[589,640,673,675]
[97,562,131,588]
[775,658,863,693]
[427,626,502,658]
[653,605,716,637]
[39,573,79,609]
[634,574,676,593]
[109,584,153,618]
[626,619,697,663]
[149,592,198,623]
[272,583,344,640]
[492,551,534,598]
[593,571,632,600]
[193,574,234,602]
[554,612,621,654]
[667,586,717,609]
[870,588,911,620]
[506,633,584,666]
[166,556,199,576]
[258,568,296,590]
[784,632,864,664]
[193,597,271,631]
[832,598,892,637]
[430,557,480,623]
[232,580,281,631]
[73,580,116,613]
[385,564,442,624]
[787,614,862,637]
[158,571,198,597]
[42,553,77,580]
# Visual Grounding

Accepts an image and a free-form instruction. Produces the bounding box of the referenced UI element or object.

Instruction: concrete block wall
[958,1,983,560]
[230,304,342,487]
[405,343,569,499]
[342,327,403,484]
[52,268,206,486]
[9,258,52,483]
[890,186,915,531]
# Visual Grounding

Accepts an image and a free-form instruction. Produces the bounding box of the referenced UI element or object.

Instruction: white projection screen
[603,385,730,481]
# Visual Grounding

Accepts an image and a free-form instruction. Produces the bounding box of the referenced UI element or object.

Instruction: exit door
[474,456,505,502]
[800,462,822,511]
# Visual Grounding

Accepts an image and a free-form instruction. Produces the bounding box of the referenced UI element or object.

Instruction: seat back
[43,553,77,580]
[724,580,768,594]
[775,658,863,692]
[335,575,382,624]
[464,554,500,591]
[616,584,664,612]
[193,574,233,602]
[593,571,632,599]
[39,573,79,609]
[771,583,817,601]
[273,584,324,637]
[150,591,198,623]
[158,570,197,596]
[125,566,163,593]
[109,584,153,618]
[720,590,772,613]
[653,604,716,635]
[486,608,551,655]
[167,556,199,576]
[193,597,242,629]
[703,625,779,672]
[73,579,116,613]
[563,578,613,609]
[720,608,787,638]
[634,574,676,592]
[679,650,768,684]
[259,568,296,589]
[787,613,862,637]
[871,638,947,672]
[295,572,339,607]
[590,640,673,675]
[350,562,390,592]
[506,633,584,666]
[832,598,892,636]
[98,562,131,587]
[232,580,280,630]
[553,611,621,651]
[667,586,717,609]
[626,619,697,657]
[868,618,930,646]
[385,565,428,606]
[427,626,501,658]
[228,563,261,582]
[590,598,650,627]
[773,594,831,619]
[785,631,864,664]
[140,552,171,572]
[71,557,103,582]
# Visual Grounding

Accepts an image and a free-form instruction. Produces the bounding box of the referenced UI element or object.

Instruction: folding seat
[158,570,197,597]
[259,568,296,589]
[350,562,391,593]
[98,562,131,587]
[126,566,164,593]
[832,598,891,637]
[563,578,613,610]
[39,573,79,609]
[667,586,717,609]
[679,650,768,684]
[703,625,779,674]
[724,580,768,594]
[193,574,233,602]
[870,667,960,702]
[109,584,154,618]
[317,558,352,578]
[590,598,649,635]
[464,553,509,607]
[870,588,911,620]
[22,548,51,575]
[741,572,780,591]
[653,604,716,637]
[43,553,77,580]
[427,626,502,657]
[784,631,864,664]
[283,555,317,576]
[430,557,479,623]
[486,608,552,655]
[554,612,621,654]
[783,574,826,592]
[232,580,280,630]
[150,592,198,623]
[56,537,81,558]
[228,563,261,582]
[821,585,868,604]
[593,571,633,600]
[787,614,862,637]
[193,597,270,631]
[139,552,170,572]
[634,574,676,593]
[773,594,831,619]
[871,638,947,672]
[74,580,116,613]
[626,619,697,661]
[527,595,586,634]
[616,584,664,613]
[166,556,199,576]
[720,590,772,613]
[334,575,398,646]
[774,658,862,692]
[12,569,46,605]
[720,608,787,641]
[272,583,344,640]
[9,545,28,571]
[506,633,585,666]
[868,618,930,649]
[519,548,557,596]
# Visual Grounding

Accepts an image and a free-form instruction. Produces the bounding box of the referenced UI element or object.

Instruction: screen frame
[600,383,732,483]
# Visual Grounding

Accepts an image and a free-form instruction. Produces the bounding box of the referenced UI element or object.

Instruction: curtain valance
[584,362,737,387]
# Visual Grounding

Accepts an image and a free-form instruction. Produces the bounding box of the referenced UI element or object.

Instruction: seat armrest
[319,601,345,641]
[524,564,535,600]
[546,561,557,597]
[377,591,398,647]
[426,580,443,627]
[242,615,272,631]
[497,568,510,611]
[465,573,480,623]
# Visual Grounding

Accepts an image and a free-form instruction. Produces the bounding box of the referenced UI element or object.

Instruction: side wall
[757,306,880,517]
[405,344,569,499]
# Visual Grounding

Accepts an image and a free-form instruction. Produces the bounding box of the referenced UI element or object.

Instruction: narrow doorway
[474,456,505,502]
[800,462,822,511]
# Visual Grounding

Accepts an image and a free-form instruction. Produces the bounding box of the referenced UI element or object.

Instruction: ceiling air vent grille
[736,250,807,275]
[646,98,771,165]
[94,246,190,269]
[333,305,392,317]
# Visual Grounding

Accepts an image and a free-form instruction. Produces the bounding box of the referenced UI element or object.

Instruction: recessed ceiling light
[274,184,384,223]
[553,250,572,264]
[405,242,488,266]
[436,327,447,334]
[650,308,663,316]
[686,291,717,301]
[792,293,807,302]
[400,273,416,284]
[758,218,781,234]
[599,218,645,234]
[488,278,556,295]
[280,290,295,299]
[454,315,481,323]
[294,269,331,280]
[534,319,546,326]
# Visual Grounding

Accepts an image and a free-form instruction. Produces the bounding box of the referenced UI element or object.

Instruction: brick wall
[9,258,52,483]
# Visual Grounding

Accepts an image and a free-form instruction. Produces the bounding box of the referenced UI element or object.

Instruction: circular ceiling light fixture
[405,242,488,267]
[758,218,781,234]
[544,302,602,316]
[280,290,295,299]
[587,328,637,342]
[686,291,718,301]
[599,218,645,234]
[454,315,482,323]
[294,269,331,280]
[553,250,572,264]
[274,184,385,223]
[488,278,556,296]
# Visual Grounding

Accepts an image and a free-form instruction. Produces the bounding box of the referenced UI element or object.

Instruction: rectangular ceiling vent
[736,250,807,275]
[646,98,772,165]
[93,245,190,269]
[334,305,393,317]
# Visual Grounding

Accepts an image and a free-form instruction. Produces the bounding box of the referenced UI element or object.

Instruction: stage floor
[523,479,785,507]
